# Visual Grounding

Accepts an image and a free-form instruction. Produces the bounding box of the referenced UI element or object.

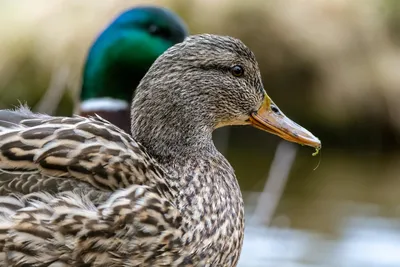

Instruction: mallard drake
[78,6,188,133]
[0,34,320,266]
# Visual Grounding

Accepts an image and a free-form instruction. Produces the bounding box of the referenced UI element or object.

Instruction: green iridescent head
[80,6,188,112]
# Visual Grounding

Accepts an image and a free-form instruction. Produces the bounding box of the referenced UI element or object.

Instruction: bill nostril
[271,106,280,114]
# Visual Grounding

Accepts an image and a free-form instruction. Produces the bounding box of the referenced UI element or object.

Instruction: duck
[0,34,321,266]
[78,6,188,133]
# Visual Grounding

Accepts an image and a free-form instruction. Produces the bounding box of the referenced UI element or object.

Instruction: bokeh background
[1,0,400,266]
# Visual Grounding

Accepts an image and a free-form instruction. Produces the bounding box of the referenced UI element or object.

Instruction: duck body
[0,109,243,266]
[0,34,320,266]
[79,6,188,133]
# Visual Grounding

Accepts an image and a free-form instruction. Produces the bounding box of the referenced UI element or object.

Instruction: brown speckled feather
[0,34,259,267]
[0,34,315,267]
[0,186,183,266]
[0,112,170,198]
[0,108,243,266]
[0,111,188,266]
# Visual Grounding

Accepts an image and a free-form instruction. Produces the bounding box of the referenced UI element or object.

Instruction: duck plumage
[0,108,243,266]
[0,34,320,266]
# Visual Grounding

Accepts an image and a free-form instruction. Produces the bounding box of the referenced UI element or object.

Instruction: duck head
[79,6,188,132]
[131,34,321,162]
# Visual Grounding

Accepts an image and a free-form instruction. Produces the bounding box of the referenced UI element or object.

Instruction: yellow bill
[249,95,321,153]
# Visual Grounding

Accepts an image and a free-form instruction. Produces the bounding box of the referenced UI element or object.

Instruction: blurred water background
[1,0,400,266]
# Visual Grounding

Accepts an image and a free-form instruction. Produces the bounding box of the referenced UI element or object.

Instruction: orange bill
[249,96,321,149]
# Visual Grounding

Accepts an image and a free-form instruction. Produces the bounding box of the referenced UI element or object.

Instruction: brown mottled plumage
[0,34,320,266]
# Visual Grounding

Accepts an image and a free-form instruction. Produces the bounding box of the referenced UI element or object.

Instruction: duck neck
[131,96,245,258]
[132,113,245,253]
[131,109,215,166]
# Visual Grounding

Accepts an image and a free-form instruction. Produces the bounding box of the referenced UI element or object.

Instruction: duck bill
[249,96,321,149]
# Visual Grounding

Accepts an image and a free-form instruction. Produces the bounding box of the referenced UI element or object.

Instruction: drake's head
[80,6,188,109]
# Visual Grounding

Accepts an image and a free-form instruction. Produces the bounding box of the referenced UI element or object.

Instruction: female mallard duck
[0,34,320,266]
[78,6,188,133]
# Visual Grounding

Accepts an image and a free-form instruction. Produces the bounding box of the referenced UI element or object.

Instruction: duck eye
[231,65,244,77]
[148,24,161,35]
[148,24,171,40]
